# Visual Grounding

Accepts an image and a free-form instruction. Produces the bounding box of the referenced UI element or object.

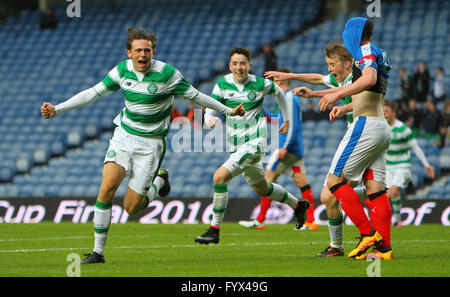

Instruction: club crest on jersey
[247,91,257,101]
[107,150,116,158]
[147,82,158,94]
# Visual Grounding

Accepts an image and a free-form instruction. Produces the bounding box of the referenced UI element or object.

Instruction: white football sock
[267,182,299,209]
[93,201,112,255]
[210,184,228,228]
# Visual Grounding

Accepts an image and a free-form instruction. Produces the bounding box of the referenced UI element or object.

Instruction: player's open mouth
[138,60,147,67]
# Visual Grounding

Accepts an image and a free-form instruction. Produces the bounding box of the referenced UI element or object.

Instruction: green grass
[0,222,448,277]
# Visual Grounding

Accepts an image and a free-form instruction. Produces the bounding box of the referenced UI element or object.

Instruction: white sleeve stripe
[283,92,295,148]
[108,66,121,84]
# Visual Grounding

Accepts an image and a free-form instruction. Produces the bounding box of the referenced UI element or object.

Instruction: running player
[41,28,245,264]
[238,67,317,231]
[194,46,310,245]
[295,17,393,259]
[266,41,354,255]
[383,102,435,226]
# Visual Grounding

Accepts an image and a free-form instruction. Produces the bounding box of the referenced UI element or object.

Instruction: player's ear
[126,49,132,59]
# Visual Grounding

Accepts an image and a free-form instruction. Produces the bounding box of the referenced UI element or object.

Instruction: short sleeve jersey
[351,43,392,95]
[323,73,354,124]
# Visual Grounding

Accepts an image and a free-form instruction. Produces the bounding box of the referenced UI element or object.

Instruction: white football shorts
[328,116,391,184]
[222,143,266,186]
[385,167,411,189]
[104,126,166,196]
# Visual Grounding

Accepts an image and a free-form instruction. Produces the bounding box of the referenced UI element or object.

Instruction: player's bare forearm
[329,104,352,122]
[341,102,353,113]
[313,86,344,97]
[265,72,324,85]
[290,73,324,85]
[333,68,377,99]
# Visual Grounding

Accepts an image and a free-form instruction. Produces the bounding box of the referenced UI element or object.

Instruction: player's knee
[213,169,231,185]
[123,200,140,215]
[387,186,400,200]
[99,182,118,198]
[326,178,340,191]
[320,190,338,207]
[213,174,226,185]
[253,186,267,197]
[293,173,307,187]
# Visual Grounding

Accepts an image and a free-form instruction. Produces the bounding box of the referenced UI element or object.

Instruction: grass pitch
[0,222,448,277]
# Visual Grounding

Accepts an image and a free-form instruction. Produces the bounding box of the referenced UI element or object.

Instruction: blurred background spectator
[262,44,278,73]
[40,7,57,30]
[413,61,431,104]
[433,67,446,102]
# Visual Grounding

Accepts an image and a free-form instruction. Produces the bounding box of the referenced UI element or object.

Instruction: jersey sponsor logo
[224,91,237,99]
[121,78,138,90]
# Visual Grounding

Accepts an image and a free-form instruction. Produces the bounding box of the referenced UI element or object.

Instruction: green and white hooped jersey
[386,120,414,169]
[211,73,277,153]
[323,73,353,124]
[94,59,199,137]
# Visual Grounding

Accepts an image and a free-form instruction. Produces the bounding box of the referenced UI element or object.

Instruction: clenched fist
[41,102,56,119]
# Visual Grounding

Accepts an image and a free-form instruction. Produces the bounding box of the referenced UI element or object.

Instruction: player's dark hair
[324,40,353,63]
[126,27,158,50]
[229,46,252,62]
[361,19,374,42]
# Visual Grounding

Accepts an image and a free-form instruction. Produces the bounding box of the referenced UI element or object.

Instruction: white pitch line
[0,239,448,254]
[0,232,291,243]
[0,236,91,242]
[0,241,305,253]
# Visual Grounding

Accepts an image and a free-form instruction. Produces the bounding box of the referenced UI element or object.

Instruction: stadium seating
[0,0,448,200]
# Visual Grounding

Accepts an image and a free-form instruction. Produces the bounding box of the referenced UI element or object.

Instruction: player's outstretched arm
[293,86,315,98]
[42,84,109,118]
[265,71,324,85]
[190,91,245,117]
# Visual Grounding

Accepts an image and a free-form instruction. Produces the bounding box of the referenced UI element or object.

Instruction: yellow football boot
[355,246,393,260]
[348,229,383,258]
